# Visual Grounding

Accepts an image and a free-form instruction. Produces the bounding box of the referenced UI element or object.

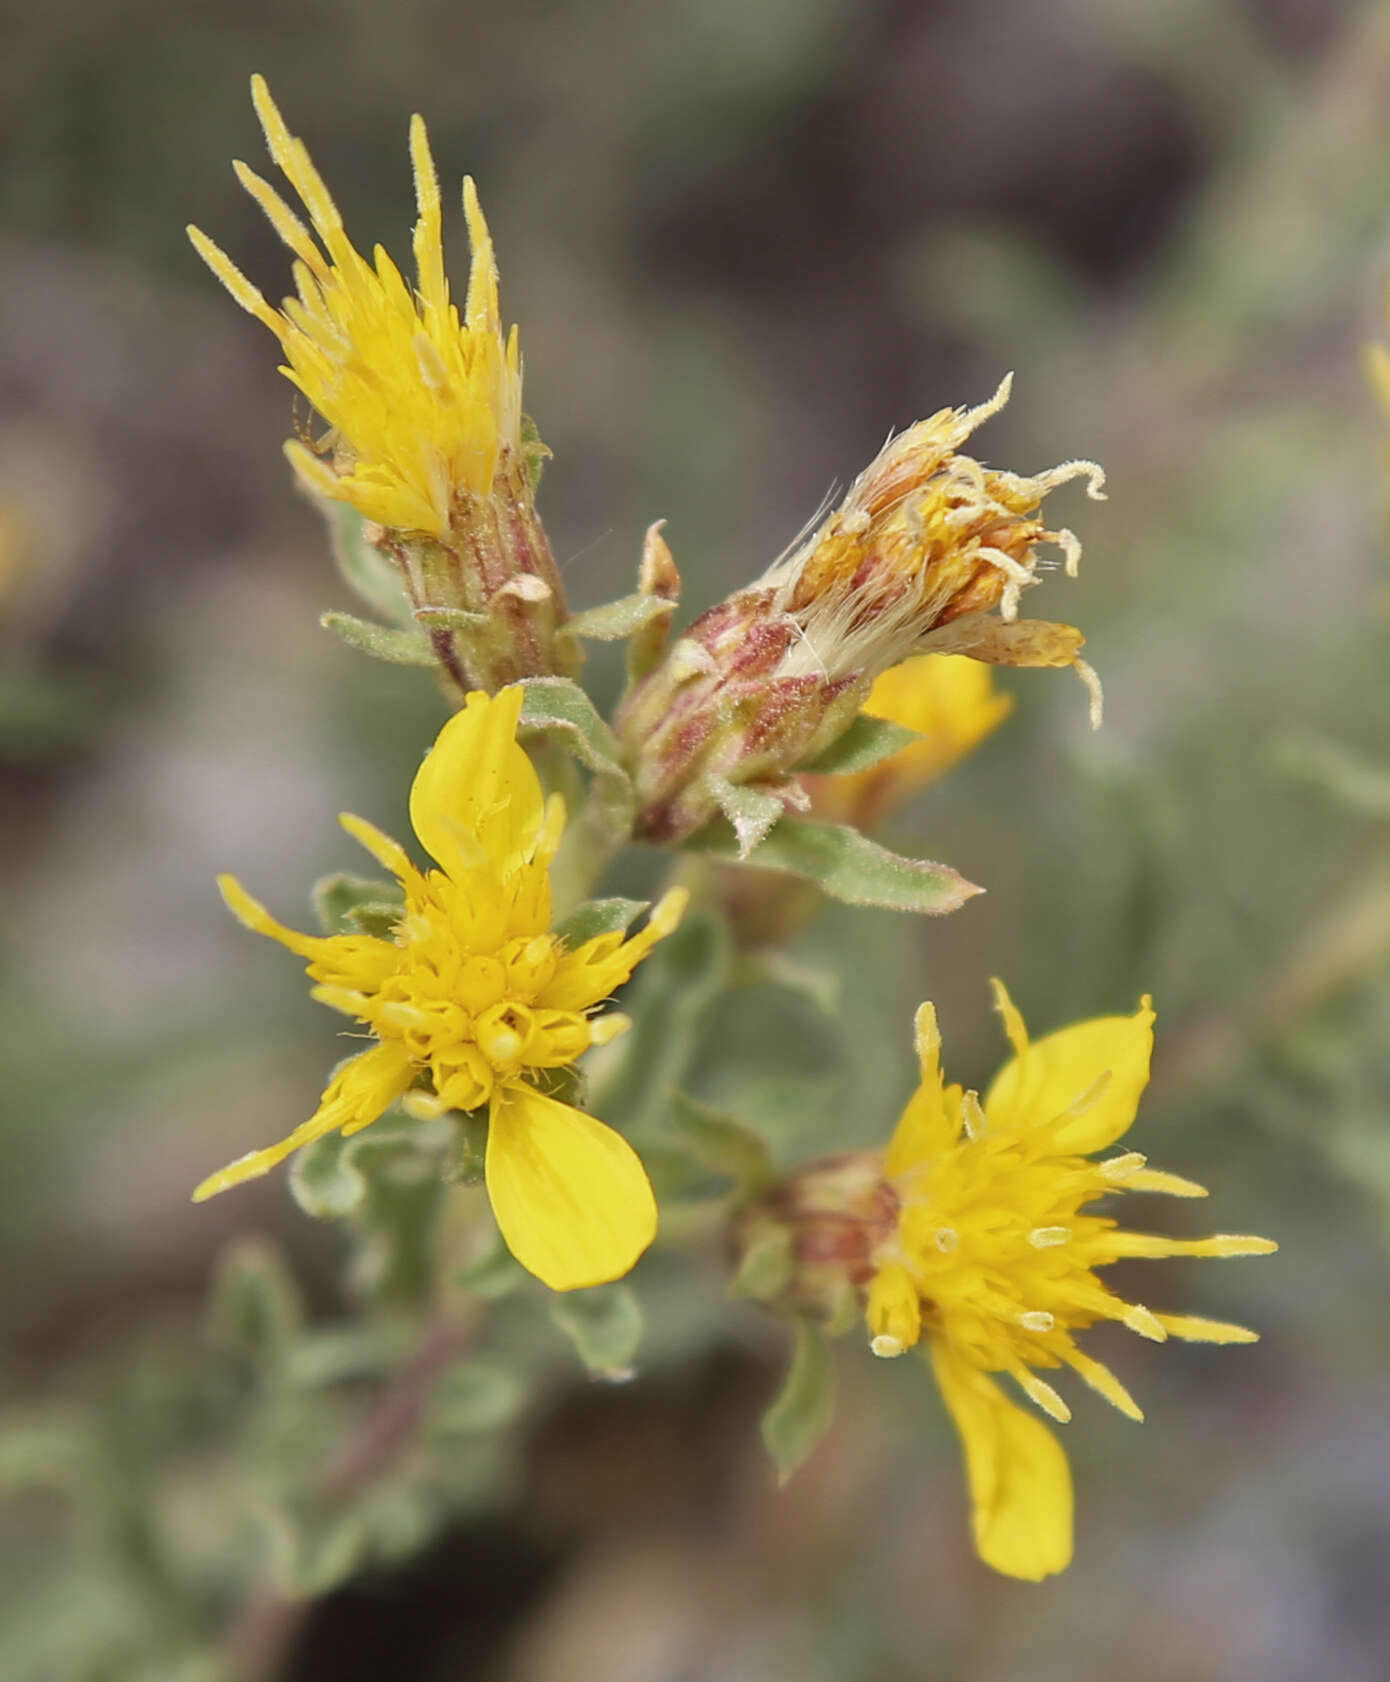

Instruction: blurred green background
[5,0,1390,1676]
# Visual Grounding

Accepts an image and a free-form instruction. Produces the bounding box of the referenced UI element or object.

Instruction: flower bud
[731,1151,897,1328]
[617,376,1103,843]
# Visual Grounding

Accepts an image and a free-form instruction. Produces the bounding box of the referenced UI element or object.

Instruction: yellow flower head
[810,653,1014,828]
[194,687,687,1293]
[867,984,1275,1580]
[763,376,1106,719]
[187,75,523,538]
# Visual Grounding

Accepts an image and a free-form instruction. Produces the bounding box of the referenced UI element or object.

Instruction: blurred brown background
[5,1,1390,1678]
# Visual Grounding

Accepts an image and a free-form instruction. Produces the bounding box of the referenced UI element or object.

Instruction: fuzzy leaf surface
[687,816,981,915]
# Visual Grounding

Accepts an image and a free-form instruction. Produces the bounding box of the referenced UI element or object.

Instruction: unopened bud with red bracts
[731,1151,898,1330]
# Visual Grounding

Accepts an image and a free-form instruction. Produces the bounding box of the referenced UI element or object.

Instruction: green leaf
[761,1319,835,1483]
[550,1282,644,1379]
[708,774,788,858]
[264,1504,369,1598]
[289,1129,372,1219]
[429,1358,526,1434]
[452,1223,527,1301]
[733,950,840,1016]
[285,1325,407,1390]
[323,501,413,627]
[669,1091,773,1194]
[586,910,733,1133]
[553,897,648,947]
[206,1237,304,1364]
[320,610,437,665]
[443,1111,488,1186]
[517,676,635,837]
[686,815,982,915]
[288,1113,444,1221]
[729,1226,794,1303]
[562,592,675,642]
[312,872,405,937]
[799,711,921,773]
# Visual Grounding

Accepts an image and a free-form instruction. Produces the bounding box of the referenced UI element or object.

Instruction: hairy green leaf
[799,711,921,774]
[687,815,981,915]
[707,774,788,858]
[320,610,437,665]
[562,592,675,643]
[518,676,635,838]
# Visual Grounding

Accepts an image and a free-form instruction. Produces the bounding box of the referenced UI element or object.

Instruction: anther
[961,1090,986,1141]
[1099,1152,1146,1181]
[1029,1226,1070,1248]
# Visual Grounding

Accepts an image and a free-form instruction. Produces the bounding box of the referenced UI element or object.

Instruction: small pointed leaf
[321,611,436,665]
[553,897,648,947]
[670,1092,773,1194]
[800,712,922,774]
[563,593,675,642]
[550,1282,644,1379]
[761,1318,835,1484]
[323,502,412,627]
[708,774,788,858]
[729,1226,794,1303]
[312,873,405,938]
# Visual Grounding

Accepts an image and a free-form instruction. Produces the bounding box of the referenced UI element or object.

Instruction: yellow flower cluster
[196,687,686,1292]
[188,75,522,538]
[867,985,1275,1579]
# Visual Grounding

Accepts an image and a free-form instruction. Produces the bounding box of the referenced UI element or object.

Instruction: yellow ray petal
[989,977,1030,1062]
[338,811,416,883]
[1122,1167,1208,1198]
[218,873,325,959]
[485,1084,657,1291]
[984,995,1155,1152]
[1061,1346,1144,1422]
[1156,1314,1259,1344]
[541,888,688,1013]
[885,1003,957,1176]
[409,688,545,882]
[866,1261,922,1356]
[930,1345,1073,1581]
[1101,1232,1278,1261]
[191,1041,411,1200]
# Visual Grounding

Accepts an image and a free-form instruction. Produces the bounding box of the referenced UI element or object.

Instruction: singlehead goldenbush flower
[863,984,1275,1579]
[616,376,1103,844]
[194,686,687,1292]
[807,653,1014,829]
[188,76,573,692]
